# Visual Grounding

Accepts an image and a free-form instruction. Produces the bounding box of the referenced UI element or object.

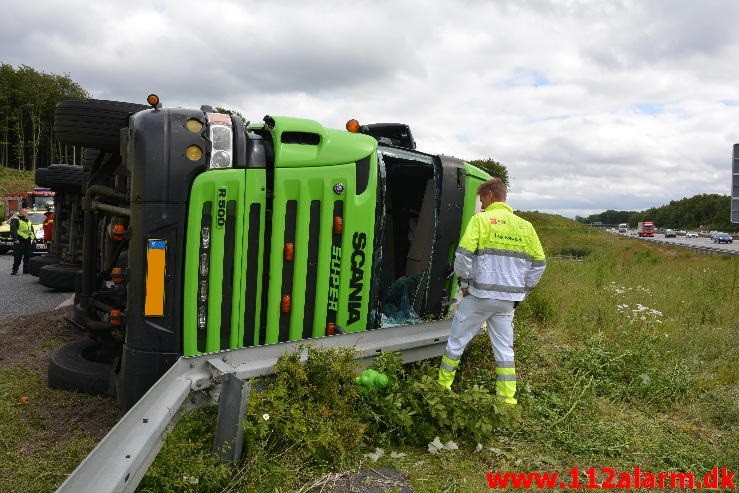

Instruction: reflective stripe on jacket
[454,202,546,301]
[11,217,34,240]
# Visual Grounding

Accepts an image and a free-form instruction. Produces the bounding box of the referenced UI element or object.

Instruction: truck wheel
[39,263,81,291]
[35,164,85,193]
[48,339,113,396]
[54,99,148,151]
[29,255,61,277]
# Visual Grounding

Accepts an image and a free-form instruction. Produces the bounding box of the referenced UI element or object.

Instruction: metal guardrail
[642,237,738,257]
[55,320,451,493]
[611,231,738,257]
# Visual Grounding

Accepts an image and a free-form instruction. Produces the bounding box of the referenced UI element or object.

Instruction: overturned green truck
[45,97,491,410]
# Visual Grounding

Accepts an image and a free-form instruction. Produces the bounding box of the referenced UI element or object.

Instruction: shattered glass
[380,273,424,327]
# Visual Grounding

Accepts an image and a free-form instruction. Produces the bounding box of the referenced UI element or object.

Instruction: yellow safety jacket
[454,202,546,301]
[13,216,34,240]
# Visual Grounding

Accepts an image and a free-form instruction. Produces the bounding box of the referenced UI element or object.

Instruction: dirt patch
[304,466,414,492]
[0,306,121,443]
[0,306,81,374]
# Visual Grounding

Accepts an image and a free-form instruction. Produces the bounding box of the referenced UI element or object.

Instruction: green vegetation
[0,63,89,171]
[469,158,509,187]
[1,213,736,493]
[0,167,35,195]
[577,193,735,232]
[0,367,120,492]
[137,214,737,492]
[0,168,35,217]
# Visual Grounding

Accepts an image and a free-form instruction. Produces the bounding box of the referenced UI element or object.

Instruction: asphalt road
[628,232,739,254]
[0,252,74,319]
[1,233,733,321]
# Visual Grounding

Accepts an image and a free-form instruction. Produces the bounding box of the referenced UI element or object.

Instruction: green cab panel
[260,116,377,168]
[461,162,490,230]
[183,169,266,356]
[183,150,378,356]
[265,157,377,342]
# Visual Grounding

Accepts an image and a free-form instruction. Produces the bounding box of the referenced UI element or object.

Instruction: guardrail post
[213,373,251,462]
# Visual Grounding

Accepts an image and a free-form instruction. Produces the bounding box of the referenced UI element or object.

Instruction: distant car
[664,229,676,238]
[713,233,733,244]
[685,231,698,238]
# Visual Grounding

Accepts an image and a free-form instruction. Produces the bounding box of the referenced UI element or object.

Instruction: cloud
[1,0,738,218]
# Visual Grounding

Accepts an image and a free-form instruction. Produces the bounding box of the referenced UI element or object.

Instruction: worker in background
[43,202,55,246]
[438,178,546,405]
[10,208,35,275]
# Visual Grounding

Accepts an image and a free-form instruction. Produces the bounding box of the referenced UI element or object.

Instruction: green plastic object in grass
[356,369,389,388]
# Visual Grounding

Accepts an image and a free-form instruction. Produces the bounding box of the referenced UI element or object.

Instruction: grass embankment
[140,215,738,492]
[1,214,736,492]
[0,167,35,194]
[0,168,36,216]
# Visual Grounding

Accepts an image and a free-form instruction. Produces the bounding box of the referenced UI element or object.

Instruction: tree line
[6,63,728,232]
[577,194,734,232]
[0,63,89,172]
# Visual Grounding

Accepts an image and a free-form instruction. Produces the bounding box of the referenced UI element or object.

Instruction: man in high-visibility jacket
[10,208,35,275]
[438,178,546,405]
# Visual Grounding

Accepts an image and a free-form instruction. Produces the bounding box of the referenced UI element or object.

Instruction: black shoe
[10,272,18,275]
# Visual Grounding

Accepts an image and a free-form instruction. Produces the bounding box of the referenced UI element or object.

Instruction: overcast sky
[2,0,738,218]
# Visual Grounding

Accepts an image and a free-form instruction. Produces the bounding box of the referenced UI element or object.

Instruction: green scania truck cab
[48,97,491,410]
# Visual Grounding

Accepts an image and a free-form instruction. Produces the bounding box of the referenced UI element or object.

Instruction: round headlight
[210,150,232,168]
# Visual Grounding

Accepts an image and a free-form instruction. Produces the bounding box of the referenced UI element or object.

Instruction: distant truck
[637,221,655,237]
[618,223,628,233]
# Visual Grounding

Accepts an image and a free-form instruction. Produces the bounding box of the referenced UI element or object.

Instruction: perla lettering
[347,232,366,324]
[216,188,227,227]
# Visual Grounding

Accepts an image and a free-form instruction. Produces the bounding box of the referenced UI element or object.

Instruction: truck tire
[54,99,148,151]
[39,263,81,291]
[48,339,113,396]
[29,254,61,276]
[35,164,85,193]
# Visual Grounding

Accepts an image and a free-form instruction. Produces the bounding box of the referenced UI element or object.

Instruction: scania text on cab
[45,96,492,410]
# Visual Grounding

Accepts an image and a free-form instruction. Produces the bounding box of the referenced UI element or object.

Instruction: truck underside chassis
[45,98,490,410]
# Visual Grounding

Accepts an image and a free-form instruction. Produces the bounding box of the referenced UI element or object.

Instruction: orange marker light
[346,119,361,133]
[284,242,294,261]
[112,224,126,241]
[147,94,160,107]
[280,295,291,313]
[333,216,343,234]
[110,309,123,326]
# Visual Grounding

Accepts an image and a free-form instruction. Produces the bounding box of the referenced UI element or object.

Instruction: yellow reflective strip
[145,239,166,316]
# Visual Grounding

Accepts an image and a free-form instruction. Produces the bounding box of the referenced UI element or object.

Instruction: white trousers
[445,295,515,365]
